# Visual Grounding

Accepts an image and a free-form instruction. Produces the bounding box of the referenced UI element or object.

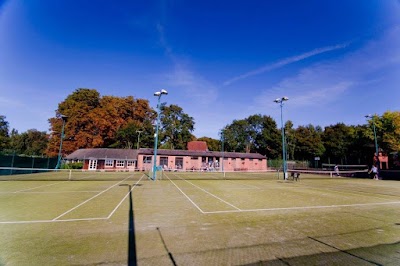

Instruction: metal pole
[136,130,142,150]
[152,96,162,180]
[221,132,224,172]
[365,114,380,171]
[280,102,287,180]
[372,120,379,158]
[372,118,379,170]
[55,118,66,169]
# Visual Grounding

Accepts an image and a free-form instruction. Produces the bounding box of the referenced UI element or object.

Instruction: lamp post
[136,130,143,150]
[220,130,225,172]
[365,114,379,168]
[55,114,68,169]
[152,89,168,180]
[274,97,289,180]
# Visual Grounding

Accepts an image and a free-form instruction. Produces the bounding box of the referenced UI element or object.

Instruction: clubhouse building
[65,141,268,172]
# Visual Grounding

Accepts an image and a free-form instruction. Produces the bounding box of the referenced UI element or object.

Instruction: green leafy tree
[251,115,281,158]
[14,129,48,156]
[222,119,250,152]
[113,120,155,149]
[197,137,220,151]
[221,114,280,158]
[0,115,10,152]
[322,123,353,164]
[379,111,400,152]
[285,120,296,160]
[159,104,195,150]
[347,125,372,165]
[294,124,325,161]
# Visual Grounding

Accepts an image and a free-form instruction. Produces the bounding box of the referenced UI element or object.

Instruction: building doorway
[88,159,97,170]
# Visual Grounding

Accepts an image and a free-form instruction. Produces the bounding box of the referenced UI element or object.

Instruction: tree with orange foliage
[47,88,155,157]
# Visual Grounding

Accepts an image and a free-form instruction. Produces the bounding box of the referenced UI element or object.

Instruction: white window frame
[105,159,114,167]
[127,160,135,167]
[160,156,168,167]
[143,156,152,164]
[116,160,125,167]
[88,159,97,170]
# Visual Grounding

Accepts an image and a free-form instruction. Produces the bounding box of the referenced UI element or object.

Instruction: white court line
[0,191,102,194]
[52,175,134,221]
[0,217,107,224]
[203,201,400,214]
[223,179,260,189]
[165,173,241,211]
[13,174,99,193]
[165,175,205,214]
[14,180,70,193]
[106,174,145,219]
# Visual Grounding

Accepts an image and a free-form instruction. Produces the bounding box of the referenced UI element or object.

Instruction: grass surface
[0,171,399,265]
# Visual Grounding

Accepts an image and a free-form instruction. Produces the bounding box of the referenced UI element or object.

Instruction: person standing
[369,165,379,180]
[334,165,340,176]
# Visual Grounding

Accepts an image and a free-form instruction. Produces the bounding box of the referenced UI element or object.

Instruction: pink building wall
[136,154,267,172]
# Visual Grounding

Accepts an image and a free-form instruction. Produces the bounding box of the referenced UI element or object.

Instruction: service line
[165,173,241,211]
[52,175,134,221]
[203,201,400,214]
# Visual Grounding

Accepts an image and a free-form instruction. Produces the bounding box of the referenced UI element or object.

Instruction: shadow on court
[120,183,142,266]
[241,240,400,266]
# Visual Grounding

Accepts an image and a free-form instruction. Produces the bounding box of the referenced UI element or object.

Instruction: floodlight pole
[55,115,68,169]
[136,130,143,150]
[365,114,379,169]
[274,97,289,180]
[152,90,168,180]
[221,131,225,172]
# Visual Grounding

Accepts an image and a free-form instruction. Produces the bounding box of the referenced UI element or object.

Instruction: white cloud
[252,26,400,113]
[0,96,24,108]
[165,66,218,105]
[156,22,219,105]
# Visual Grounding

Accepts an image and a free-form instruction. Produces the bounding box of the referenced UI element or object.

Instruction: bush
[61,162,83,169]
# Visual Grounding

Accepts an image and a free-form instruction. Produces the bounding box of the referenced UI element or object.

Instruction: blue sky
[1,0,400,139]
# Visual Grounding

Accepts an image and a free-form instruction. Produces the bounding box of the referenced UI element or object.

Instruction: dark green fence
[0,155,58,169]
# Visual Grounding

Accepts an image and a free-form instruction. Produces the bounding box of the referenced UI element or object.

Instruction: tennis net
[0,167,145,181]
[286,169,369,179]
[0,167,369,181]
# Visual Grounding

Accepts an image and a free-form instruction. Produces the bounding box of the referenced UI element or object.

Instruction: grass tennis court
[0,171,399,265]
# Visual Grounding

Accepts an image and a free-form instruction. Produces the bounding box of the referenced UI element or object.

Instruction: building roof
[187,141,208,151]
[66,148,266,160]
[65,148,138,160]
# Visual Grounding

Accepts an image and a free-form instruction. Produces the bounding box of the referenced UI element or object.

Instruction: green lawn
[0,172,399,265]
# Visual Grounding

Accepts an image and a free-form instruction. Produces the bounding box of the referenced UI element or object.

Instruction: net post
[69,170,72,181]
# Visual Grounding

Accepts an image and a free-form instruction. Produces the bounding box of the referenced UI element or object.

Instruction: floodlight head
[274,98,281,103]
[160,89,168,95]
[282,96,289,101]
[58,114,68,122]
[154,91,161,96]
[365,114,372,119]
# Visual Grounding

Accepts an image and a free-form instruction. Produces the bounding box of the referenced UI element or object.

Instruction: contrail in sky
[223,43,350,86]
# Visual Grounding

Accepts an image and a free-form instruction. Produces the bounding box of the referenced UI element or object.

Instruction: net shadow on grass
[136,240,399,265]
[241,241,399,266]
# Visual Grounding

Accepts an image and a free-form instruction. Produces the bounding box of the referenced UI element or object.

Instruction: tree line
[1,88,399,167]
